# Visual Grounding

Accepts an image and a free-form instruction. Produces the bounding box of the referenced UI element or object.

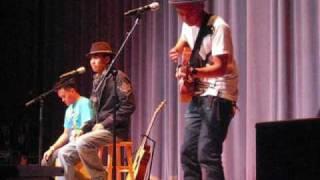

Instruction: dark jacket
[81,69,135,139]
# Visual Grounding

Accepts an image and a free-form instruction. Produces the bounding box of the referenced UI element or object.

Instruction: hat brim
[86,50,114,57]
[168,0,206,4]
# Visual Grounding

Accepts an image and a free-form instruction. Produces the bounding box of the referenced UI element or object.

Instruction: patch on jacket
[118,81,132,95]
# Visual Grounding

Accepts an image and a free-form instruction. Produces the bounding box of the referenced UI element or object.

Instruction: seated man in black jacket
[58,41,135,180]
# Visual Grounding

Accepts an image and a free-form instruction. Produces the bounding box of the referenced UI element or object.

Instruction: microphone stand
[25,89,54,164]
[104,14,141,180]
[25,78,75,164]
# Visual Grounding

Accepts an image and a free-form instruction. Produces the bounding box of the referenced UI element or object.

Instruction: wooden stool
[104,141,134,180]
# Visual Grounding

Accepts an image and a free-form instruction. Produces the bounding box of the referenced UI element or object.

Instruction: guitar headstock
[150,100,166,126]
[153,100,166,115]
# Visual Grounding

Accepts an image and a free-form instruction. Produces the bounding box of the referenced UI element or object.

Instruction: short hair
[54,78,79,93]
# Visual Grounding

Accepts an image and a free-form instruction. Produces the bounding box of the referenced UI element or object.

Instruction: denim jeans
[181,96,234,180]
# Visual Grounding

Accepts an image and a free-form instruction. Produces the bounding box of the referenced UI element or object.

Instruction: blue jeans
[181,96,234,180]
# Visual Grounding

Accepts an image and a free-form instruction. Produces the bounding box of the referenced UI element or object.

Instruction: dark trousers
[181,96,234,180]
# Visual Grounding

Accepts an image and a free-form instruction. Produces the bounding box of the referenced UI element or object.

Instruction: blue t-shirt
[64,96,94,129]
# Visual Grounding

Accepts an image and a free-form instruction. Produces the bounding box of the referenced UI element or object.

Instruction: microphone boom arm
[106,16,141,75]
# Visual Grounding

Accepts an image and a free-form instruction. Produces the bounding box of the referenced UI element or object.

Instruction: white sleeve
[211,25,233,56]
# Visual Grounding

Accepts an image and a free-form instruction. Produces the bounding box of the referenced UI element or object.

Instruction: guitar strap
[189,13,217,68]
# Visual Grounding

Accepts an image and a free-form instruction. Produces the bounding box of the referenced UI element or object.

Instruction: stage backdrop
[1,0,319,180]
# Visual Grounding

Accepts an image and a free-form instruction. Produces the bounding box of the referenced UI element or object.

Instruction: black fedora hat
[168,0,206,4]
[86,41,114,57]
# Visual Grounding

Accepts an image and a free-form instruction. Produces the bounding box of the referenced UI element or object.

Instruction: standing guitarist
[169,0,239,180]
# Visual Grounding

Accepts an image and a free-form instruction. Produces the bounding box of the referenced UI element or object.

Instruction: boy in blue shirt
[41,79,94,166]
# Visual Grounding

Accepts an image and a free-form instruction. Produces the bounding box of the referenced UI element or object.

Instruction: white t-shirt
[180,16,239,102]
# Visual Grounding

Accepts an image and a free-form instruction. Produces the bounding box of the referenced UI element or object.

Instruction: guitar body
[179,78,193,102]
[131,145,151,180]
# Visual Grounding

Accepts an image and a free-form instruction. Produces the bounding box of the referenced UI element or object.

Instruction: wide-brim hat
[168,0,206,5]
[86,41,114,57]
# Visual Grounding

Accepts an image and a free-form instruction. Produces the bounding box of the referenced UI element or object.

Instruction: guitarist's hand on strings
[176,65,197,79]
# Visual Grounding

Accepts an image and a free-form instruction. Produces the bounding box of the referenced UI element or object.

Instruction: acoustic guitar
[127,100,166,180]
[178,47,194,102]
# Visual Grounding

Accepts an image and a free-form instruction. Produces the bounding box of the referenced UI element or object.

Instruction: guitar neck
[140,100,166,146]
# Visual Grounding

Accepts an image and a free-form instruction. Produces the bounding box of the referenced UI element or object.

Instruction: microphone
[124,2,160,16]
[59,66,86,79]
